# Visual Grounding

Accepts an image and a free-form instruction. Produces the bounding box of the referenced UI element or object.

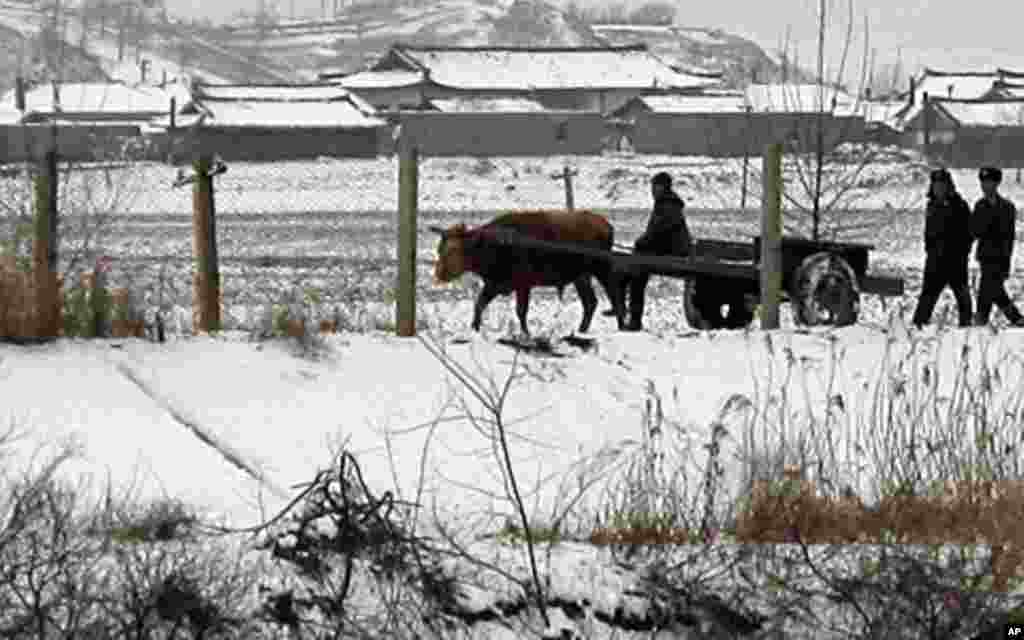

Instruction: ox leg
[575,276,598,333]
[515,286,532,336]
[472,281,501,332]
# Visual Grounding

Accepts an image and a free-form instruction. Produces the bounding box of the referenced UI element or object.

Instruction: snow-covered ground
[3,322,1020,531]
[4,150,1024,636]
[8,150,983,216]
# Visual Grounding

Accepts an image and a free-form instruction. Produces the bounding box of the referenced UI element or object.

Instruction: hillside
[0,0,810,97]
[191,0,805,86]
[589,23,815,88]
[0,3,109,96]
[204,0,606,79]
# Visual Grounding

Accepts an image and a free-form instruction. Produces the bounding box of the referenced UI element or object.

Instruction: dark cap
[979,166,1003,183]
[651,171,673,187]
[930,168,952,184]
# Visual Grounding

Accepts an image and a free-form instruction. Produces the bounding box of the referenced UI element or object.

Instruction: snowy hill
[206,0,606,79]
[0,0,809,98]
[590,23,815,88]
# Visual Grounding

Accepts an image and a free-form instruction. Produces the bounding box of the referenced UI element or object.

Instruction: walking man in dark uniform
[604,171,692,331]
[971,166,1024,326]
[911,168,973,328]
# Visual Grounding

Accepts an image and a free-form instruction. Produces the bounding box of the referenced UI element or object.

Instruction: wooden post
[169,97,176,130]
[740,105,752,210]
[192,155,220,333]
[32,150,60,337]
[562,166,575,212]
[14,76,26,111]
[760,143,783,330]
[549,165,577,212]
[396,139,418,337]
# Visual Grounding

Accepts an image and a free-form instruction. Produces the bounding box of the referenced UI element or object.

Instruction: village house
[0,81,190,162]
[386,94,609,156]
[146,82,388,162]
[884,67,1024,166]
[320,43,719,114]
[315,44,718,156]
[609,84,866,157]
[901,96,1024,168]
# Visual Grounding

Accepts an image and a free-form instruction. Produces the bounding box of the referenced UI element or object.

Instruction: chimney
[947,83,953,98]
[864,87,872,101]
[908,77,916,107]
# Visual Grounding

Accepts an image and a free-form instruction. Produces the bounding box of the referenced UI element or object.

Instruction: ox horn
[427,225,446,235]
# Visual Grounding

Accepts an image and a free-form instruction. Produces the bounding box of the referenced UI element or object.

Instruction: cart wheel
[684,278,754,330]
[791,252,860,327]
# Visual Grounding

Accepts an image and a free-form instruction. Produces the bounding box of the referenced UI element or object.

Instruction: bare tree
[728,0,923,241]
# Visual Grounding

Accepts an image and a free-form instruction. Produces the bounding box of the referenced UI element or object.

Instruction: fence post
[549,165,577,212]
[760,142,783,330]
[192,154,221,333]
[741,105,753,210]
[396,137,418,337]
[31,150,60,337]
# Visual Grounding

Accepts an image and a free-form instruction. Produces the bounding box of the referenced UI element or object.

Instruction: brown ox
[430,210,625,335]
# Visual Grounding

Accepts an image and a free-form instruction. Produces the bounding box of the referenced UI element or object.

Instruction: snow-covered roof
[630,93,747,114]
[330,70,425,88]
[0,106,22,124]
[743,84,859,116]
[987,82,1024,99]
[590,24,678,34]
[936,100,1024,127]
[148,83,386,129]
[192,83,355,102]
[428,97,550,112]
[859,100,908,127]
[188,101,387,128]
[382,44,717,91]
[1,82,188,116]
[914,71,998,101]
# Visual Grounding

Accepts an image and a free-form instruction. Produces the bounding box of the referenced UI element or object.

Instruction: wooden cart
[485,229,905,330]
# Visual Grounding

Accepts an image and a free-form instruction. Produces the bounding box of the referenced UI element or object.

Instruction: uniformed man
[971,166,1024,327]
[911,168,973,328]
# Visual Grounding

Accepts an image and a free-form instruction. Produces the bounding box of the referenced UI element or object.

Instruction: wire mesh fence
[0,146,941,340]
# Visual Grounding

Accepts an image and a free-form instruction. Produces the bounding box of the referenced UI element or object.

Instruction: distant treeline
[563,1,677,26]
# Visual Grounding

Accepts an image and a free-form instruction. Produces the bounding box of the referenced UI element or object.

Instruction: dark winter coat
[924,192,972,260]
[634,189,692,257]
[971,194,1017,267]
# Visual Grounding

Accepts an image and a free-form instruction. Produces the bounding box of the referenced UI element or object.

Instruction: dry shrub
[0,256,60,338]
[736,472,1024,590]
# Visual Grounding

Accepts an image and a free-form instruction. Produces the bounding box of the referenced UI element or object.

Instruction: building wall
[941,126,1024,168]
[166,127,385,163]
[0,123,145,163]
[625,112,866,157]
[387,112,607,156]
[351,85,671,115]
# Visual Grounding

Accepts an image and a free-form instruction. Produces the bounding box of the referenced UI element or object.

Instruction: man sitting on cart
[604,171,692,331]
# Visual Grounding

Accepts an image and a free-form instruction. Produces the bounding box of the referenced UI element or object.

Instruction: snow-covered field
[5,151,1024,636]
